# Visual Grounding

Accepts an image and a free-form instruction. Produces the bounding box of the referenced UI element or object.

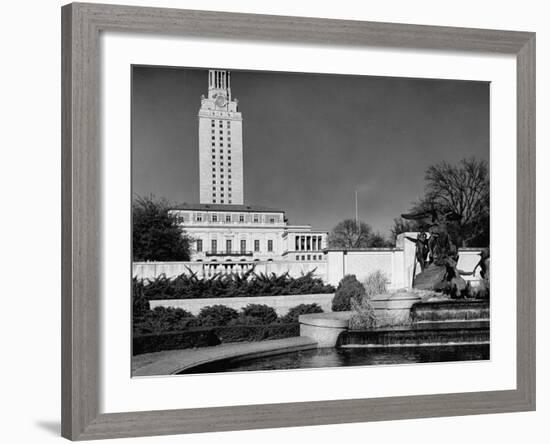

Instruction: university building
[170,69,328,267]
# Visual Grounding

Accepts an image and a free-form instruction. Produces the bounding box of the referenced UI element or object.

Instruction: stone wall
[149,293,335,316]
[133,259,327,281]
[133,233,483,289]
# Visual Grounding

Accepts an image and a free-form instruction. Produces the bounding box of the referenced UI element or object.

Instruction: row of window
[296,254,324,261]
[212,120,231,128]
[194,213,278,223]
[196,239,274,253]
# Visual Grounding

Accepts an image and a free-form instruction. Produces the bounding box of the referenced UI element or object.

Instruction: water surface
[179,344,489,374]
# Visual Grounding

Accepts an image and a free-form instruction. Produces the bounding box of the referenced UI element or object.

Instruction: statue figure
[405,229,429,271]
[473,248,490,279]
[401,208,466,295]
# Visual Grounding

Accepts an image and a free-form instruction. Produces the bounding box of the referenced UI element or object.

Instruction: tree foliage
[132,195,192,261]
[396,158,489,247]
[423,158,489,247]
[328,219,389,249]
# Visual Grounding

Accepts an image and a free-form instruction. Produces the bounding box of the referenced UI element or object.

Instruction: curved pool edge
[132,336,318,377]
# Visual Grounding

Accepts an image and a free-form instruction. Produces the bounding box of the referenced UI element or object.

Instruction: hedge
[134,269,334,301]
[133,323,299,355]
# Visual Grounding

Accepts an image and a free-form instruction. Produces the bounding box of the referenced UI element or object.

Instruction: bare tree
[329,219,389,248]
[390,217,420,244]
[421,157,489,247]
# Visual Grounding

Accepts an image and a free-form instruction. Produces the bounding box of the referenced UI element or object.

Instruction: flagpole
[355,190,358,228]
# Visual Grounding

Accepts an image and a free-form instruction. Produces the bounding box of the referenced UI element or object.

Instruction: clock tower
[198,69,244,205]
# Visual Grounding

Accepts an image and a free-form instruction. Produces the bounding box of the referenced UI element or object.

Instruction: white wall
[150,293,335,315]
[1,2,547,444]
[134,259,327,280]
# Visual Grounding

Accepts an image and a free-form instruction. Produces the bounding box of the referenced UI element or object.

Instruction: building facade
[171,69,327,270]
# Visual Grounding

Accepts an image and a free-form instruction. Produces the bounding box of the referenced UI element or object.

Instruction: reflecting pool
[178,344,489,374]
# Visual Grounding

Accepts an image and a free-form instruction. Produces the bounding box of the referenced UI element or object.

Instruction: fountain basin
[299,312,352,347]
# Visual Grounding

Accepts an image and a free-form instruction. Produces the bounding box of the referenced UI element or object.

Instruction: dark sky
[132,66,489,236]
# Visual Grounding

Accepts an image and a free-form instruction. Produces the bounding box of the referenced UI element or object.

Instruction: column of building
[293,234,324,251]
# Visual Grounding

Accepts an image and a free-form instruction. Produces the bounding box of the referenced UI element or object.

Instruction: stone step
[339,322,489,347]
[411,299,489,322]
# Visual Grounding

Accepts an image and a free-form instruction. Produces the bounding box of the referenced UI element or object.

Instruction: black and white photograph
[131,66,490,377]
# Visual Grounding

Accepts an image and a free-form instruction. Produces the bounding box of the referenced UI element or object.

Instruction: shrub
[363,270,388,297]
[215,323,299,343]
[133,328,220,355]
[197,305,239,327]
[238,304,278,325]
[132,277,150,317]
[133,306,198,335]
[281,303,323,323]
[331,275,365,311]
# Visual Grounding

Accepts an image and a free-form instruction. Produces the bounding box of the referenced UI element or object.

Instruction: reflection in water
[179,344,489,374]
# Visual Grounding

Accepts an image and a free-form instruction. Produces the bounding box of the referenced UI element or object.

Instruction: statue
[401,208,466,297]
[405,229,429,272]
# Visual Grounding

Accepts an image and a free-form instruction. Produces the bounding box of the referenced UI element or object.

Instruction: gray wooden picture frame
[61,2,536,440]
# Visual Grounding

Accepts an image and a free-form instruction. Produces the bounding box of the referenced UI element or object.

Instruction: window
[196,239,203,252]
[253,214,259,223]
[269,217,275,224]
[211,239,217,253]
[307,255,311,261]
[267,240,273,252]
[212,214,218,222]
[296,255,299,261]
[254,240,260,252]
[211,136,215,140]
[196,214,202,222]
[240,239,246,253]
[228,200,232,204]
[239,214,244,222]
[225,214,231,222]
[211,120,215,127]
[226,239,232,253]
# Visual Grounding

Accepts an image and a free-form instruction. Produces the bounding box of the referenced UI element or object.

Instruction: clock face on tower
[215,95,226,107]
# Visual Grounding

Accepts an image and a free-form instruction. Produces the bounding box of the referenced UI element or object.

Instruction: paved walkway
[132,336,317,377]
